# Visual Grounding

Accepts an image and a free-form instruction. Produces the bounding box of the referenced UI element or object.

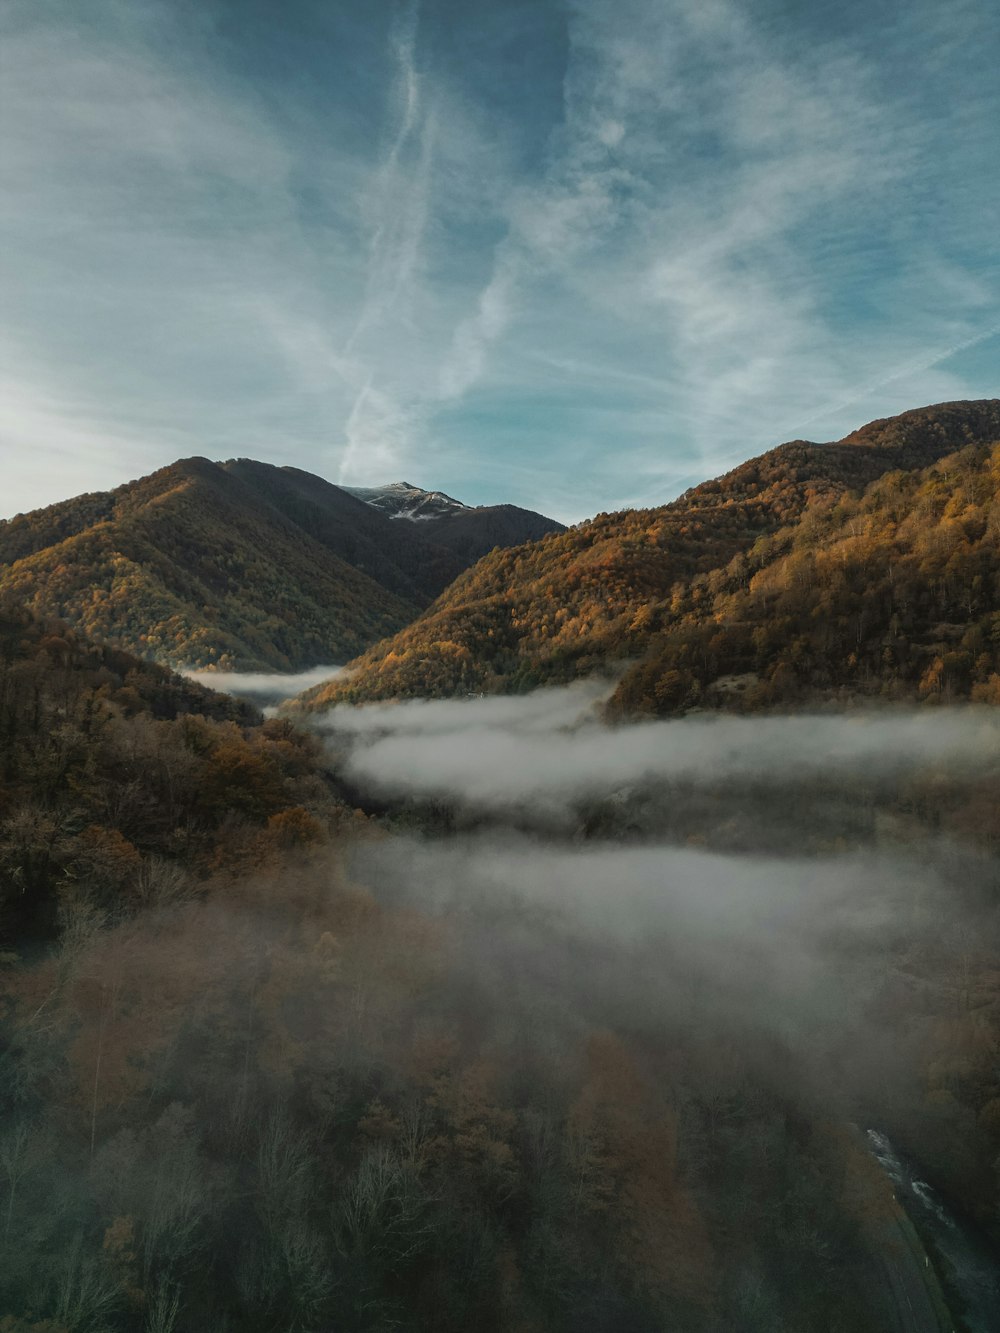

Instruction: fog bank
[319,679,609,737]
[322,688,1000,814]
[184,664,343,701]
[347,830,960,1059]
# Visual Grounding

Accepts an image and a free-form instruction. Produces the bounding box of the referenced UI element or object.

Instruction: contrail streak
[790,318,1000,434]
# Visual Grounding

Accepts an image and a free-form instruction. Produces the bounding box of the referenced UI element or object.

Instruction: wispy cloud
[427,0,999,510]
[0,1,361,502]
[340,375,425,482]
[343,2,428,358]
[1,0,996,522]
[786,321,1000,438]
[338,3,437,482]
[437,263,517,401]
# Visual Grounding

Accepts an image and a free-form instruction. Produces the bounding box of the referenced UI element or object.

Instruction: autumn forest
[2,401,1000,1332]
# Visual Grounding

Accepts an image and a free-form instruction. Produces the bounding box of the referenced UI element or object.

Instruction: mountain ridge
[300,399,1000,711]
[0,458,563,672]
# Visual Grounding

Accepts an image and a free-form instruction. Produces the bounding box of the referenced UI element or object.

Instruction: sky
[1,0,998,524]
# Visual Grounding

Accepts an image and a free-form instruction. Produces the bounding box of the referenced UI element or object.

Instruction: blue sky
[2,0,998,523]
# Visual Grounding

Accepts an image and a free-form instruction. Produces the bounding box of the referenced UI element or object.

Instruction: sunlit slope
[0,458,566,672]
[613,436,1000,714]
[301,400,1000,708]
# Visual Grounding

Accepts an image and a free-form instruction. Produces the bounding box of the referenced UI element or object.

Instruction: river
[866,1130,1000,1333]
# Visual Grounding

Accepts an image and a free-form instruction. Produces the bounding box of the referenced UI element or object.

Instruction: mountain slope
[611,437,1000,715]
[0,460,563,672]
[218,462,464,603]
[0,458,421,670]
[0,597,340,937]
[420,502,570,566]
[302,400,1000,708]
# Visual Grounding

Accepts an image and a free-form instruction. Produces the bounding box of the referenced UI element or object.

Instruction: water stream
[866,1130,1000,1332]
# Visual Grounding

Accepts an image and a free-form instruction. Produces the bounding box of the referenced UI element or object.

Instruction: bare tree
[144,1278,181,1333]
[0,1121,32,1238]
[51,1230,123,1332]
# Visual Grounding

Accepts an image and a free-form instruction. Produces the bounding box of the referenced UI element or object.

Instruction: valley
[1,400,998,1331]
[5,0,997,1324]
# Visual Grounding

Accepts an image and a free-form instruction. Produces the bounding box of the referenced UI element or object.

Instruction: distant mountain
[0,459,562,671]
[343,481,470,521]
[217,462,463,604]
[344,480,566,563]
[419,502,571,567]
[301,399,1000,711]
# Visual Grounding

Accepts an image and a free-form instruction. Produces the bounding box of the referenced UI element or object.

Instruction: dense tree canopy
[2,401,1000,1330]
[0,601,344,940]
[0,460,564,674]
[613,440,1000,715]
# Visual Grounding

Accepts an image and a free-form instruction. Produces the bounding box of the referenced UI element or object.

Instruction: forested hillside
[304,400,1000,709]
[0,600,345,940]
[215,462,466,604]
[0,460,421,672]
[343,480,566,564]
[415,502,567,566]
[0,460,563,673]
[3,401,1000,1326]
[613,439,1000,714]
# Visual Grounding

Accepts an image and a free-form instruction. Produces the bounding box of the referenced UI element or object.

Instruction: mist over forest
[3,0,999,1318]
[5,630,996,1331]
[6,373,1000,1333]
[326,685,1000,823]
[182,666,345,706]
[327,692,1000,1332]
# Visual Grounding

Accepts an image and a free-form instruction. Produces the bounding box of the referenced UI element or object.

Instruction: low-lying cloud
[346,829,961,1059]
[331,683,998,1123]
[185,665,343,701]
[322,686,1000,815]
[317,682,999,1073]
[320,679,608,739]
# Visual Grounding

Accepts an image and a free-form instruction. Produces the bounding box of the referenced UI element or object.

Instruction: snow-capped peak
[343,481,470,522]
